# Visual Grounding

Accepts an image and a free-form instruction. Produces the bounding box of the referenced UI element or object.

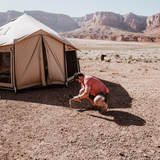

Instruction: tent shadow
[0,78,132,110]
[88,110,146,126]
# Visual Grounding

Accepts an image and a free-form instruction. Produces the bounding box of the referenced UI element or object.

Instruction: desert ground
[0,38,160,160]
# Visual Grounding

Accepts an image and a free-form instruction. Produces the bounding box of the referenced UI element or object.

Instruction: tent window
[0,52,11,83]
[65,50,79,78]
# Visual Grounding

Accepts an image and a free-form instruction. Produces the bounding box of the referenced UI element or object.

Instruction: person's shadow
[88,111,146,126]
[99,78,133,109]
[76,77,145,126]
[75,77,133,109]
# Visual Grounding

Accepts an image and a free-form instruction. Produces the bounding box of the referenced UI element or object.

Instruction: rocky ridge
[63,12,160,42]
[0,10,160,42]
[73,12,147,32]
[0,10,79,32]
[24,11,79,32]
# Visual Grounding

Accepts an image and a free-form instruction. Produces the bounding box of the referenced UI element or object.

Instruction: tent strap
[13,44,17,93]
[63,44,68,86]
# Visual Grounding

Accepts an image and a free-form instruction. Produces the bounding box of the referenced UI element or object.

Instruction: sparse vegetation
[128,55,133,60]
[94,56,99,60]
[115,54,120,58]
[72,39,160,65]
[100,69,104,72]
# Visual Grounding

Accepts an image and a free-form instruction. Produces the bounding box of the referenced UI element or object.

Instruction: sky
[1,0,160,17]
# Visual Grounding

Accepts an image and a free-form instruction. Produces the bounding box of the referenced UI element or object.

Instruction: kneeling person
[70,72,109,114]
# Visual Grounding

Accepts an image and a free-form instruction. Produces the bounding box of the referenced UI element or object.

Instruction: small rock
[116,60,122,63]
[105,58,111,62]
[119,152,125,156]
[151,150,155,154]
[143,153,148,157]
[68,136,77,143]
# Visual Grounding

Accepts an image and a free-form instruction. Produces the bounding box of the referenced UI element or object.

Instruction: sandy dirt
[0,39,160,160]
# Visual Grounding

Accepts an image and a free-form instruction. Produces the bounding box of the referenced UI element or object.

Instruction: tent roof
[0,13,76,49]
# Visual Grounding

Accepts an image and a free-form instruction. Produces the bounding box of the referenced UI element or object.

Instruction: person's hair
[74,72,84,81]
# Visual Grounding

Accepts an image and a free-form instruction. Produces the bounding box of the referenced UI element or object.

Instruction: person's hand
[69,98,75,104]
[69,96,81,104]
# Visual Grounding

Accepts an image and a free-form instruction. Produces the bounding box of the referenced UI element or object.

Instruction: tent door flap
[65,50,79,82]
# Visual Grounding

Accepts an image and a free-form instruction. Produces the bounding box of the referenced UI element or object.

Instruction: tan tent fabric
[15,36,44,89]
[0,14,77,49]
[0,14,79,91]
[43,36,65,84]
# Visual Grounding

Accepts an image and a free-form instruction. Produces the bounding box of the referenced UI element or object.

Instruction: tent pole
[13,44,17,94]
[63,44,68,87]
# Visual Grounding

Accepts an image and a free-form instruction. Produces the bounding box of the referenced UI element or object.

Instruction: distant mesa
[0,10,160,42]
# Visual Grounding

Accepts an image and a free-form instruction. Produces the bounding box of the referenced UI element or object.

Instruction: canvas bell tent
[0,14,79,92]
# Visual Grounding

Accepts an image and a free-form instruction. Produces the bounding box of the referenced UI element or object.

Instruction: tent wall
[0,36,79,90]
[14,34,67,90]
[15,35,46,89]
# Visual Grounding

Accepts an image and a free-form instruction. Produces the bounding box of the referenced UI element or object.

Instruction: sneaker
[100,107,108,114]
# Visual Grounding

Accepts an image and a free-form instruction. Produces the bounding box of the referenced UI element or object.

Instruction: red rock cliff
[0,10,79,32]
[74,12,147,32]
[146,13,160,30]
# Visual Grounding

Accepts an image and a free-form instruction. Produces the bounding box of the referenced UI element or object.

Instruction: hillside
[0,10,160,42]
[62,12,160,42]
[0,10,79,32]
